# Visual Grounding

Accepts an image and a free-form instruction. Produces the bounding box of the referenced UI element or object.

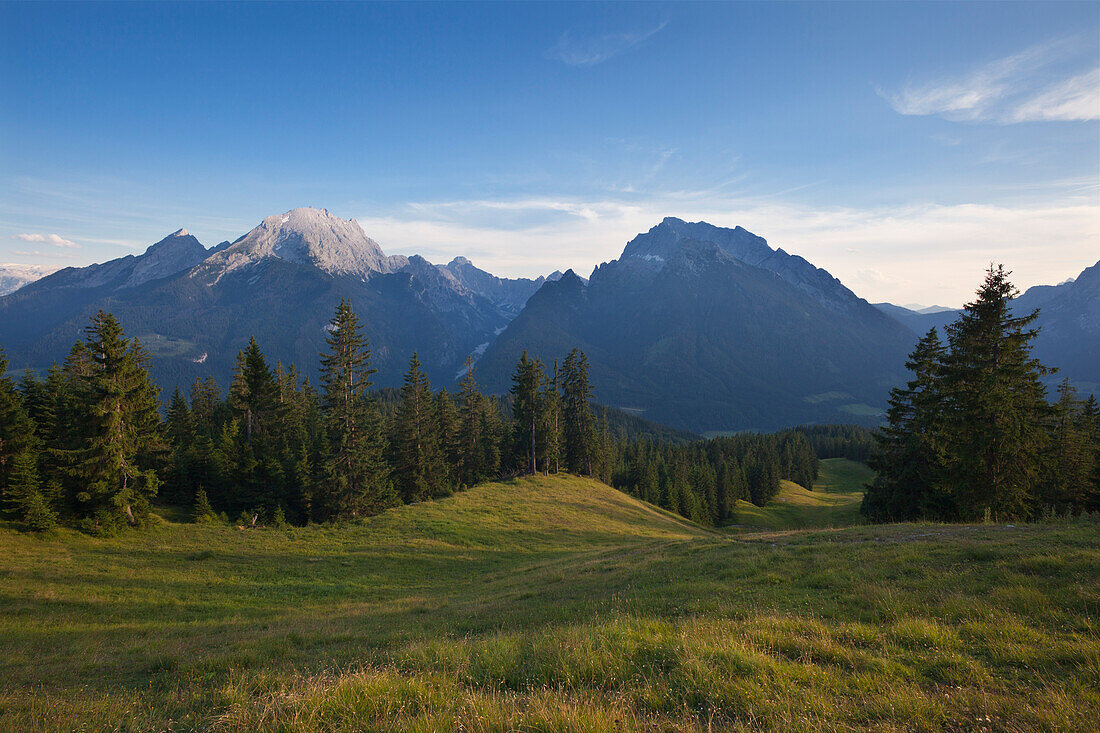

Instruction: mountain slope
[476,222,914,432]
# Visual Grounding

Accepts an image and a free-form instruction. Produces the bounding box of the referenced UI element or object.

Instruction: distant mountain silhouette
[475,218,915,432]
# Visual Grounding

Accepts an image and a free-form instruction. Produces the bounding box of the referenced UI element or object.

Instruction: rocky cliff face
[441,256,556,315]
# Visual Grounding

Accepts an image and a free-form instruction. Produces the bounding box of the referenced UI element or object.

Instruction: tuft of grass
[0,473,1097,731]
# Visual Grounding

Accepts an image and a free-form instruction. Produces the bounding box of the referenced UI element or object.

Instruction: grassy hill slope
[1,474,1098,731]
[731,458,872,530]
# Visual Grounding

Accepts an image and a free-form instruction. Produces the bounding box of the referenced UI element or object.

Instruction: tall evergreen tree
[229,337,276,446]
[1041,379,1092,513]
[71,312,163,529]
[392,353,442,502]
[435,388,460,488]
[456,361,488,486]
[560,349,597,475]
[862,329,952,521]
[941,265,1050,521]
[510,351,546,474]
[543,360,563,474]
[0,348,36,493]
[318,300,393,519]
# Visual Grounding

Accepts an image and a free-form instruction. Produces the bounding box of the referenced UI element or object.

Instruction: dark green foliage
[863,266,1100,523]
[455,362,504,487]
[560,349,596,476]
[863,329,951,522]
[193,488,216,523]
[67,312,164,530]
[510,351,546,474]
[392,353,444,502]
[318,300,394,519]
[941,266,1051,520]
[3,450,41,519]
[0,349,36,494]
[612,429,819,526]
[22,488,58,531]
[791,424,877,462]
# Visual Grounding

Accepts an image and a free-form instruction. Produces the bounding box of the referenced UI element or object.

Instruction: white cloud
[13,232,80,248]
[356,194,1100,307]
[1007,68,1100,122]
[549,21,667,67]
[883,41,1100,123]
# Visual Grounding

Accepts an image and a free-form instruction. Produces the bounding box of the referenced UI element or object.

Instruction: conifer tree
[229,337,276,446]
[863,329,951,521]
[392,353,441,501]
[164,387,196,504]
[0,348,36,493]
[435,388,460,487]
[510,351,546,474]
[543,360,563,474]
[71,312,163,529]
[1042,379,1092,513]
[456,360,487,486]
[941,266,1050,521]
[318,300,392,518]
[561,348,596,475]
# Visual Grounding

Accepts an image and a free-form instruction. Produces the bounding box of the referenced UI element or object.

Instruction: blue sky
[1,1,1097,305]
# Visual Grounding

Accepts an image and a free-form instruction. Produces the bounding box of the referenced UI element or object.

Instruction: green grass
[730,458,870,530]
[814,457,875,495]
[1,473,1098,731]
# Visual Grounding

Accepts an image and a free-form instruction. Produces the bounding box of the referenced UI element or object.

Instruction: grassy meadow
[1,471,1098,731]
[729,458,871,530]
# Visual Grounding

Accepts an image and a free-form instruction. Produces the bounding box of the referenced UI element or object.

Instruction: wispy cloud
[883,40,1099,123]
[11,249,80,260]
[549,21,667,67]
[13,232,80,248]
[1007,68,1100,122]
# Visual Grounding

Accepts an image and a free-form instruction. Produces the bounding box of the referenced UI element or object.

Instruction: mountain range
[0,208,559,393]
[1,208,1095,432]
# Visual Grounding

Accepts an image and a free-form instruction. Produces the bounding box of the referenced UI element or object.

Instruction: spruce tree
[435,388,460,488]
[318,300,393,519]
[0,348,36,493]
[164,387,196,504]
[392,353,441,501]
[229,337,276,446]
[560,349,596,475]
[71,312,163,529]
[543,360,563,474]
[863,329,951,521]
[941,266,1050,521]
[510,351,546,474]
[1042,379,1092,513]
[456,360,487,486]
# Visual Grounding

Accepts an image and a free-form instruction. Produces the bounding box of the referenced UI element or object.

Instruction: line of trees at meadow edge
[0,297,841,533]
[862,265,1100,522]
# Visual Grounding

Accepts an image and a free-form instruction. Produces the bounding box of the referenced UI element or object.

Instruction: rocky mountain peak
[191,207,409,282]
